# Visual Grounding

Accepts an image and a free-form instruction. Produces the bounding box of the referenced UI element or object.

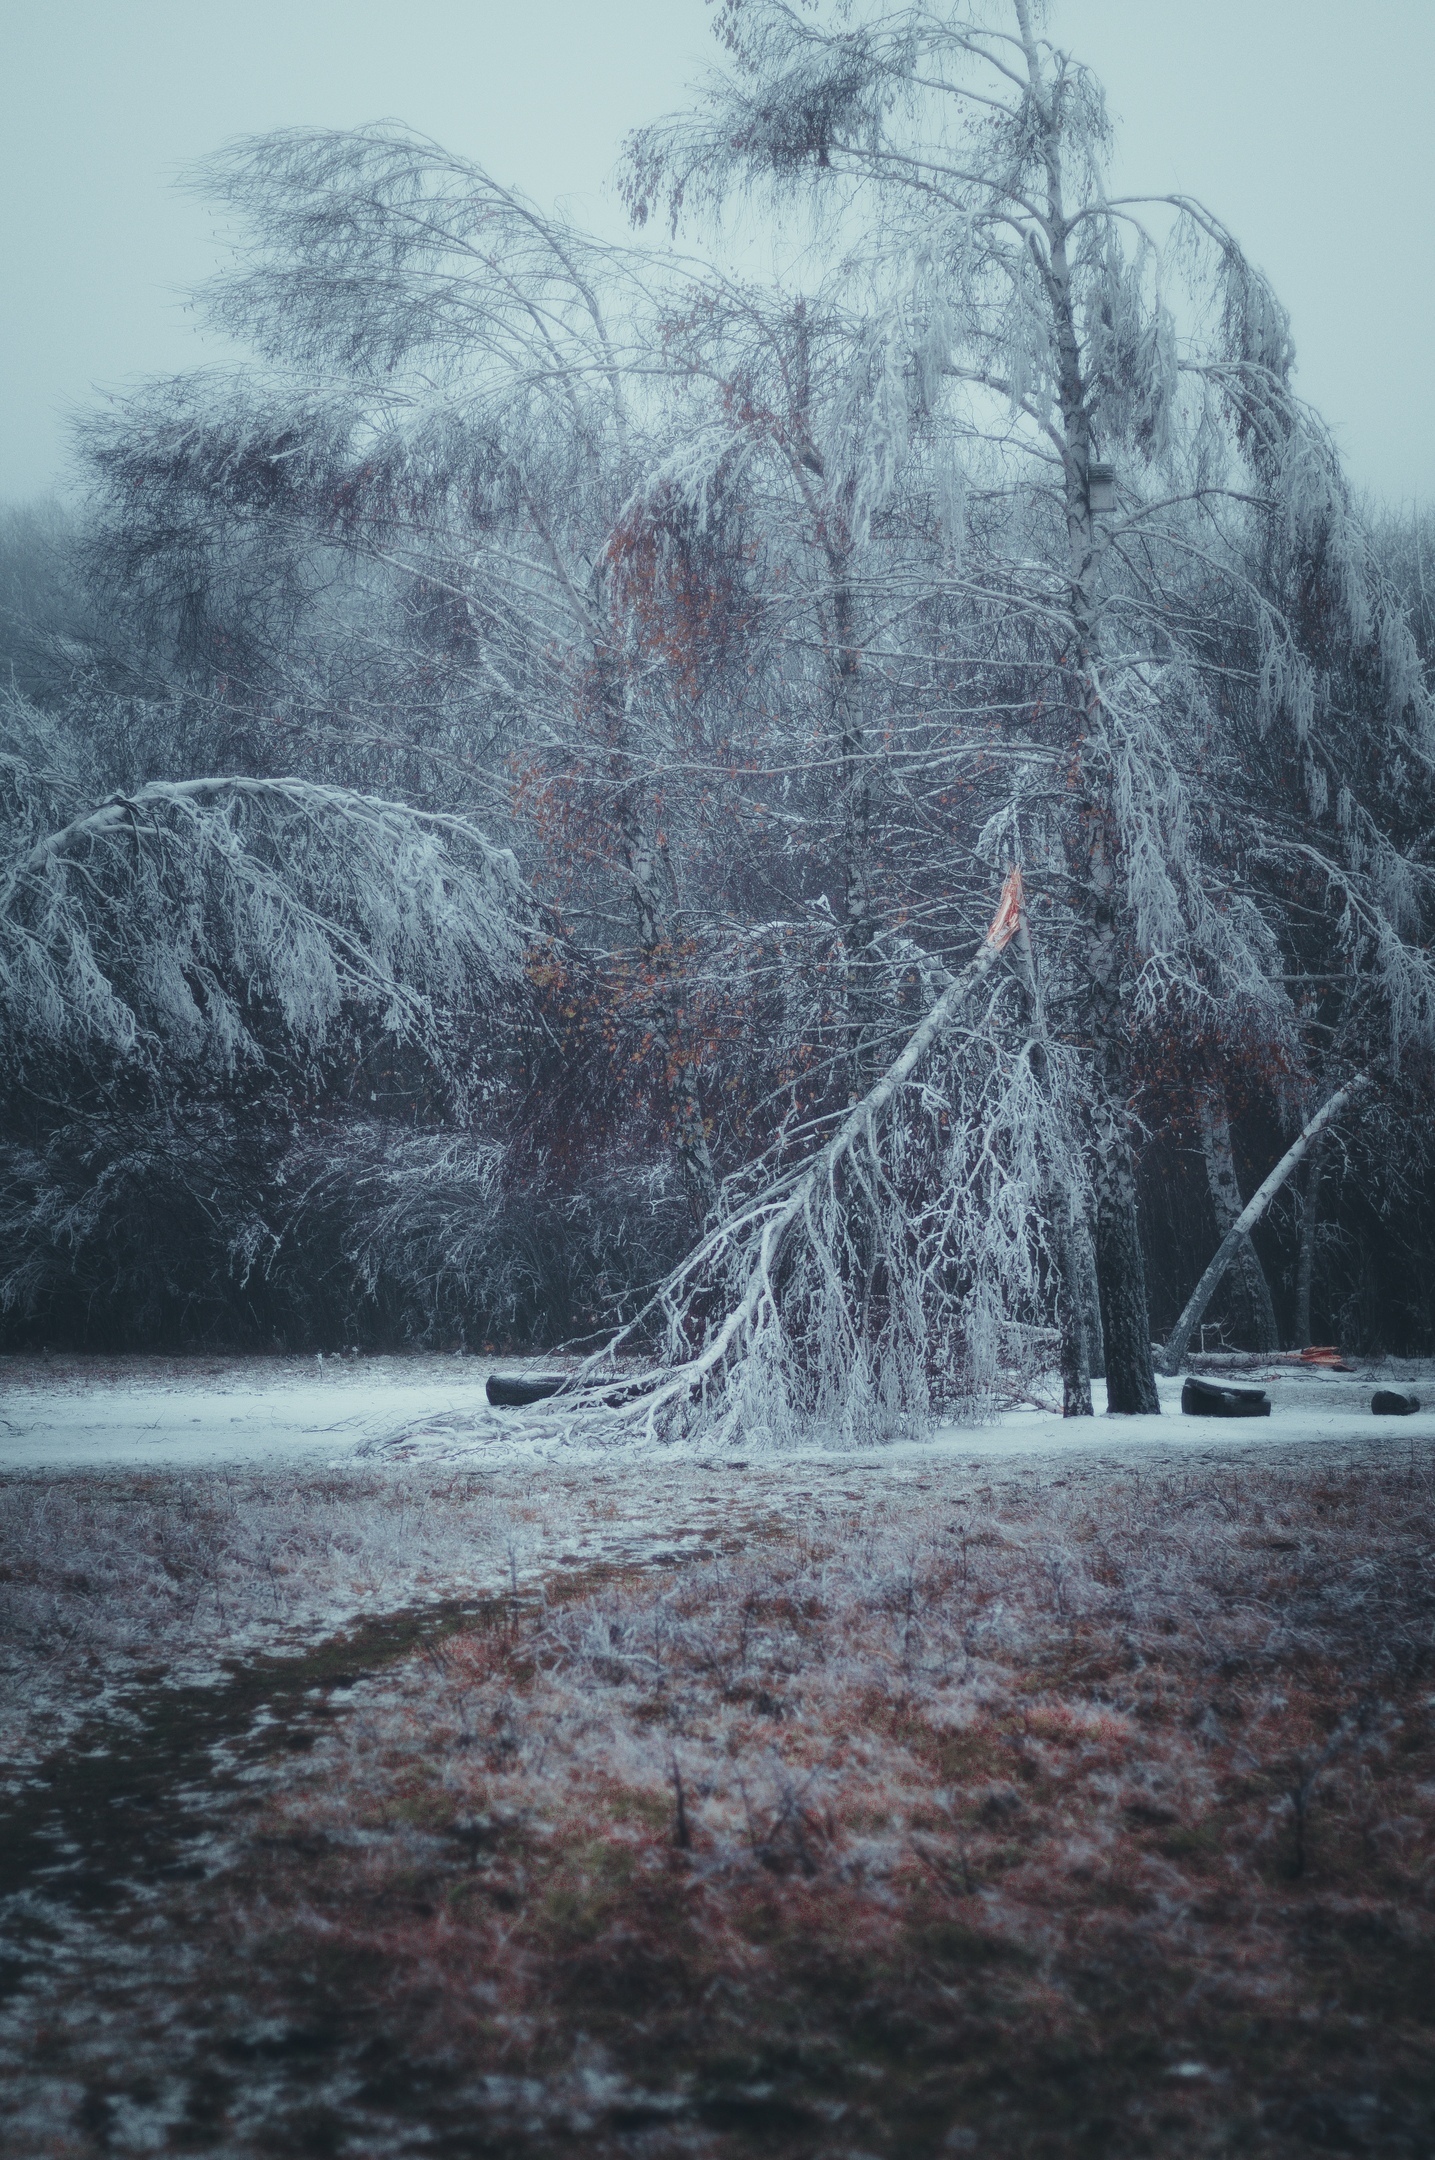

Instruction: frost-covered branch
[0,762,530,1091]
[545,878,1075,1446]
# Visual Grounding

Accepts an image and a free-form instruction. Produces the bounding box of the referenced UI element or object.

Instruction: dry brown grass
[2,1440,1433,2156]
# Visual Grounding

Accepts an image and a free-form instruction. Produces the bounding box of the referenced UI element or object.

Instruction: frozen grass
[0,1467,514,1786]
[2,1435,1433,2155]
[0,1453,743,1784]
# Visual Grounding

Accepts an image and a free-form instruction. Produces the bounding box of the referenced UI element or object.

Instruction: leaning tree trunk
[1163,1077,1367,1374]
[1198,1087,1280,1351]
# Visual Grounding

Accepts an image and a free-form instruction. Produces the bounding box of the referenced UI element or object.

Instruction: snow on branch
[0,762,531,1091]
[1102,661,1291,1036]
[547,877,1075,1449]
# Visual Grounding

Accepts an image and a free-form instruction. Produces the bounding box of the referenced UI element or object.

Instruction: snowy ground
[2,1348,1430,1472]
[2,1353,1433,2157]
[0,1351,500,1472]
[3,1346,1426,1789]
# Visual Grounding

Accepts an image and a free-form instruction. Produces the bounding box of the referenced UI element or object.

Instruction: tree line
[3,0,1433,1433]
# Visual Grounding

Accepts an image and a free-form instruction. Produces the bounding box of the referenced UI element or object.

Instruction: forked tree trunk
[1198,1087,1280,1351]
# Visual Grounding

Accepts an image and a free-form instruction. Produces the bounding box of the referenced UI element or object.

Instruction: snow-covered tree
[620,0,1435,1415]
[0,691,530,1105]
[83,130,734,1218]
[10,4,1432,1399]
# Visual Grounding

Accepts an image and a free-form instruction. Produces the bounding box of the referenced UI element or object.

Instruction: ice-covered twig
[0,774,530,1087]
[548,878,1047,1446]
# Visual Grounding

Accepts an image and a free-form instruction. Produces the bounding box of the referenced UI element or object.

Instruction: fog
[3,0,1433,501]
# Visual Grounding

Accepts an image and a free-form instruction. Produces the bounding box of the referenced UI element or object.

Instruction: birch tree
[623,0,1435,1413]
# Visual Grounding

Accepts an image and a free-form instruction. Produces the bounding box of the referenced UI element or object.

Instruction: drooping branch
[0,774,531,1089]
[550,872,1051,1445]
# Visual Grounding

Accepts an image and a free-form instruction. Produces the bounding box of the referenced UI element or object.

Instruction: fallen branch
[556,906,1019,1440]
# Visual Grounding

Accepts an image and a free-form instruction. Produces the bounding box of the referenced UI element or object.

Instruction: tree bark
[597,645,718,1223]
[1198,1087,1280,1351]
[1007,902,1092,1416]
[621,801,719,1221]
[1066,1197,1104,1380]
[787,304,877,1106]
[1079,808,1161,1413]
[1294,1131,1327,1348]
[1053,1178,1095,1416]
[833,575,878,1100]
[1092,1125,1160,1410]
[1019,28,1160,1417]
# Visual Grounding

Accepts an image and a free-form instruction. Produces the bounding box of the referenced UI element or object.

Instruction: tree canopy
[4,0,1433,1412]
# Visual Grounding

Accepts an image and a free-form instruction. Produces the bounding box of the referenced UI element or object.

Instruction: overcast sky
[3,0,1432,507]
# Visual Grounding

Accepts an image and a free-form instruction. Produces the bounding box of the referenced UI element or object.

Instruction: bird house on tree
[1087,462,1116,514]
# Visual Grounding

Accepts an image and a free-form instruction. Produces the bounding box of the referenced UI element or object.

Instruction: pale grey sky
[2,0,1432,504]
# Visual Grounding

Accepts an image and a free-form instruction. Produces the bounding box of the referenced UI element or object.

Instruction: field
[1,1360,1433,2157]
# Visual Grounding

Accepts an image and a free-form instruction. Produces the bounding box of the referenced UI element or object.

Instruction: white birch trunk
[1197,1088,1280,1352]
[1163,1077,1368,1374]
